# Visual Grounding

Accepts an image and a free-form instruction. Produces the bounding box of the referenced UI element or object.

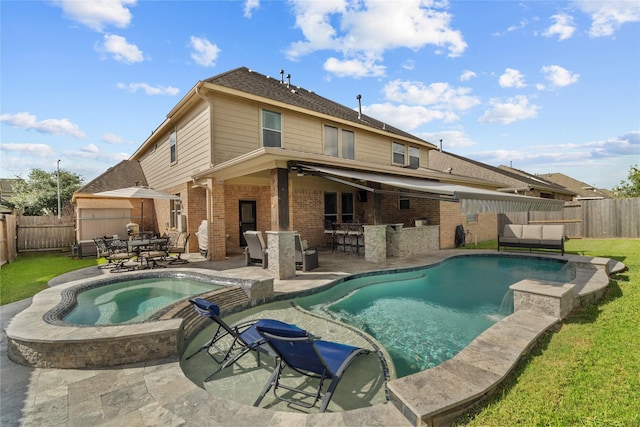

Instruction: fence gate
[16,215,75,252]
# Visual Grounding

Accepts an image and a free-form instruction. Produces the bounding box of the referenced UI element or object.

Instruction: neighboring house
[537,173,613,200]
[71,160,149,242]
[101,66,562,262]
[429,151,576,201]
[0,178,19,214]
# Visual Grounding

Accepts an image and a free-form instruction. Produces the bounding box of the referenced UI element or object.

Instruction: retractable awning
[297,164,565,214]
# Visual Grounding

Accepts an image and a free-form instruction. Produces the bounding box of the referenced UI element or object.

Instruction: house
[537,172,613,200]
[79,67,564,273]
[71,160,149,242]
[429,151,576,201]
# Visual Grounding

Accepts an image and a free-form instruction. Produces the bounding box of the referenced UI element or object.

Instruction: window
[324,192,337,228]
[341,193,354,222]
[342,129,354,159]
[169,129,177,163]
[409,146,420,168]
[324,125,355,159]
[392,142,405,165]
[262,110,282,147]
[170,197,182,228]
[324,125,338,157]
[399,195,410,210]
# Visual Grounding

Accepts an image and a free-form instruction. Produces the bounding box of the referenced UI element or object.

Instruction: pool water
[297,255,574,377]
[64,278,224,325]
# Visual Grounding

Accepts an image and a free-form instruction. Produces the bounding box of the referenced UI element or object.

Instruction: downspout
[195,83,215,260]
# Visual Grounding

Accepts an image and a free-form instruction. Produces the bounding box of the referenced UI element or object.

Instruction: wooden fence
[0,214,17,265]
[500,198,640,239]
[15,215,75,252]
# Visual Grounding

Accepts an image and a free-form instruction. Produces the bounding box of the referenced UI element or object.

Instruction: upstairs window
[342,129,355,160]
[409,146,420,168]
[262,110,282,147]
[324,125,355,159]
[324,125,338,157]
[169,129,177,163]
[392,142,405,165]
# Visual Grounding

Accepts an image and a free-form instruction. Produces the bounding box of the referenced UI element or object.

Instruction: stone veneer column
[266,231,296,280]
[386,224,403,257]
[364,225,387,263]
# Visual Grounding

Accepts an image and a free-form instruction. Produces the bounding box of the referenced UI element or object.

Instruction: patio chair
[96,237,134,272]
[168,232,190,264]
[185,298,285,382]
[139,237,171,269]
[244,230,268,268]
[295,234,318,271]
[253,322,370,413]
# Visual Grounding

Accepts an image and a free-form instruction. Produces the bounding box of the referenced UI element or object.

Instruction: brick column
[210,181,226,261]
[266,231,296,279]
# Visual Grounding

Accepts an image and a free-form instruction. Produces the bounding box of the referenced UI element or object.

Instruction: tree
[613,164,640,198]
[11,168,84,216]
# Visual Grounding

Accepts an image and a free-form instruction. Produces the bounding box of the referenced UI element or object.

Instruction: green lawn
[457,239,640,426]
[0,252,100,305]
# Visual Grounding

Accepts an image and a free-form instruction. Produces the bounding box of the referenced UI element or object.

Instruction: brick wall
[379,194,440,226]
[223,184,271,253]
[439,202,497,248]
[291,187,325,247]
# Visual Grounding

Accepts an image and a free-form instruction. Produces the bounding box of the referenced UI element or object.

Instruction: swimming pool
[296,255,574,377]
[63,277,224,325]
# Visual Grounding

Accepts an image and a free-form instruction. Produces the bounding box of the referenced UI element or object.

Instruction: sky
[1,0,639,191]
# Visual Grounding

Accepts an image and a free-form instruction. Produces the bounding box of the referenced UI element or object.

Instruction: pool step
[164,286,251,342]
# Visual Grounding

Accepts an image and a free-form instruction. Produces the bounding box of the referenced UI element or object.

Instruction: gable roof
[204,67,431,144]
[538,172,613,199]
[429,150,575,197]
[72,160,147,202]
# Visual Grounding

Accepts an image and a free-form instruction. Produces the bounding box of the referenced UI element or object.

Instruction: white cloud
[0,143,55,158]
[189,36,220,67]
[244,0,260,18]
[422,130,477,148]
[541,65,580,87]
[101,133,133,144]
[498,68,527,88]
[0,112,86,138]
[324,57,385,78]
[575,0,640,37]
[363,103,458,131]
[286,0,467,77]
[55,0,136,32]
[116,82,180,95]
[460,70,476,82]
[543,13,576,40]
[98,34,143,63]
[479,95,540,124]
[383,79,481,111]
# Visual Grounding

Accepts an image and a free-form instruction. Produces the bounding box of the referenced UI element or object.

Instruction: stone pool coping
[3,251,622,425]
[4,268,274,368]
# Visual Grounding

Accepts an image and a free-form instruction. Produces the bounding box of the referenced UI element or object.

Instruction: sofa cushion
[503,224,523,239]
[542,225,565,241]
[521,225,543,240]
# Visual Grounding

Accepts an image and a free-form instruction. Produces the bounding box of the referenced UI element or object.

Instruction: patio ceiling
[297,164,565,215]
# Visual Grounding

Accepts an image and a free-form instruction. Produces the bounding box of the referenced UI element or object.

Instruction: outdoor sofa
[498,224,566,255]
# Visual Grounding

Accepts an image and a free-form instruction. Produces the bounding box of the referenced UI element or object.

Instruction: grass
[0,252,100,305]
[456,238,640,426]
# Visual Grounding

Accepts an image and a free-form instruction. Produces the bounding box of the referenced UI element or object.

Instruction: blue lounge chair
[185,298,284,382]
[253,322,370,413]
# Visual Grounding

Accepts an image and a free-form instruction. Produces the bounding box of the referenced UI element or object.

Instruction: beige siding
[141,102,211,189]
[212,95,261,164]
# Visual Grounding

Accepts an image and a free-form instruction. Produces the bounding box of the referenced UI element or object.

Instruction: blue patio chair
[185,298,284,382]
[253,322,370,413]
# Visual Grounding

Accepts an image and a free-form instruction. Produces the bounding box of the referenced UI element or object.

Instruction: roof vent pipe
[439,139,443,152]
[286,73,291,88]
[356,94,362,119]
[280,69,284,83]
